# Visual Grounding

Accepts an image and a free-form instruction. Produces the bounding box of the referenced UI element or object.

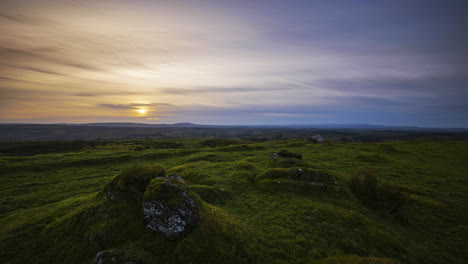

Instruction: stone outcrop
[143,175,198,240]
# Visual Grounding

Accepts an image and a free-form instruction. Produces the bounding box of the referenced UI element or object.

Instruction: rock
[143,175,198,240]
[306,134,325,143]
[102,165,166,201]
[94,249,145,264]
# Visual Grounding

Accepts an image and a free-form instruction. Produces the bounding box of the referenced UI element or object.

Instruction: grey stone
[142,176,198,240]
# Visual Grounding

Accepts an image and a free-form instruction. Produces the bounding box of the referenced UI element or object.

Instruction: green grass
[0,139,467,263]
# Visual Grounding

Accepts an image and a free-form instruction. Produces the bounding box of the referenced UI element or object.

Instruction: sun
[137,108,147,114]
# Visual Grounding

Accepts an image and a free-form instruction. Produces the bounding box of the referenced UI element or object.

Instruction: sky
[0,0,467,127]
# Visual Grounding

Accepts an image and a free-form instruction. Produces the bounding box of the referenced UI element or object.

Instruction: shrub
[350,169,410,220]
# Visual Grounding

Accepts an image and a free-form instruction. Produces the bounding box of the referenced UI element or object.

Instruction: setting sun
[137,109,147,114]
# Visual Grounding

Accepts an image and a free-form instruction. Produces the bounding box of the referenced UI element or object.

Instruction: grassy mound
[191,185,233,204]
[39,165,253,264]
[102,164,165,200]
[166,162,211,184]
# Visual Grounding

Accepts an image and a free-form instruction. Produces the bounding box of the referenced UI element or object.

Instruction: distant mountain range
[59,122,467,131]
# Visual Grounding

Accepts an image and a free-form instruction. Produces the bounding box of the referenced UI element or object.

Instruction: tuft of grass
[350,169,410,221]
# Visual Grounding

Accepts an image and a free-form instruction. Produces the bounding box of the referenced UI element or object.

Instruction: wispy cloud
[0,0,467,127]
[159,86,285,95]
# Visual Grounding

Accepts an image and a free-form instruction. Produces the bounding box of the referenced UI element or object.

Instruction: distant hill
[72,122,206,128]
[0,123,467,141]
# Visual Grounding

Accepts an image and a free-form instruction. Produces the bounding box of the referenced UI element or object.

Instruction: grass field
[1,139,467,263]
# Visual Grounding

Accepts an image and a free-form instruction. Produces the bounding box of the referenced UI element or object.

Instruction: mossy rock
[191,185,233,204]
[256,167,337,184]
[102,165,166,200]
[143,176,198,240]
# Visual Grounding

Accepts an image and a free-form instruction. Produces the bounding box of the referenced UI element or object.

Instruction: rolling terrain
[0,138,467,263]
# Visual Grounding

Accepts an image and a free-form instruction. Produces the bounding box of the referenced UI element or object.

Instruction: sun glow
[137,109,147,114]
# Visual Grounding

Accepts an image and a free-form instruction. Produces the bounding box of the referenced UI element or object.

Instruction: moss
[256,179,331,193]
[190,185,233,204]
[317,255,400,264]
[184,152,218,163]
[172,202,255,263]
[2,139,468,264]
[269,157,307,168]
[217,144,264,152]
[143,177,188,207]
[354,154,390,163]
[234,160,257,171]
[166,162,210,184]
[200,138,241,147]
[378,144,397,152]
[256,167,336,184]
[102,164,166,200]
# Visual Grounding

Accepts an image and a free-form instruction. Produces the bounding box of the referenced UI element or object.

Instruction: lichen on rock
[143,175,198,240]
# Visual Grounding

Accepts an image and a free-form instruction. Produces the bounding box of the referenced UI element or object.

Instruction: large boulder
[143,175,198,240]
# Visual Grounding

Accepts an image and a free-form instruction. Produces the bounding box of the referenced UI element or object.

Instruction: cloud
[12,66,64,76]
[73,91,142,97]
[0,76,43,84]
[159,86,284,95]
[0,12,48,24]
[98,103,174,110]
